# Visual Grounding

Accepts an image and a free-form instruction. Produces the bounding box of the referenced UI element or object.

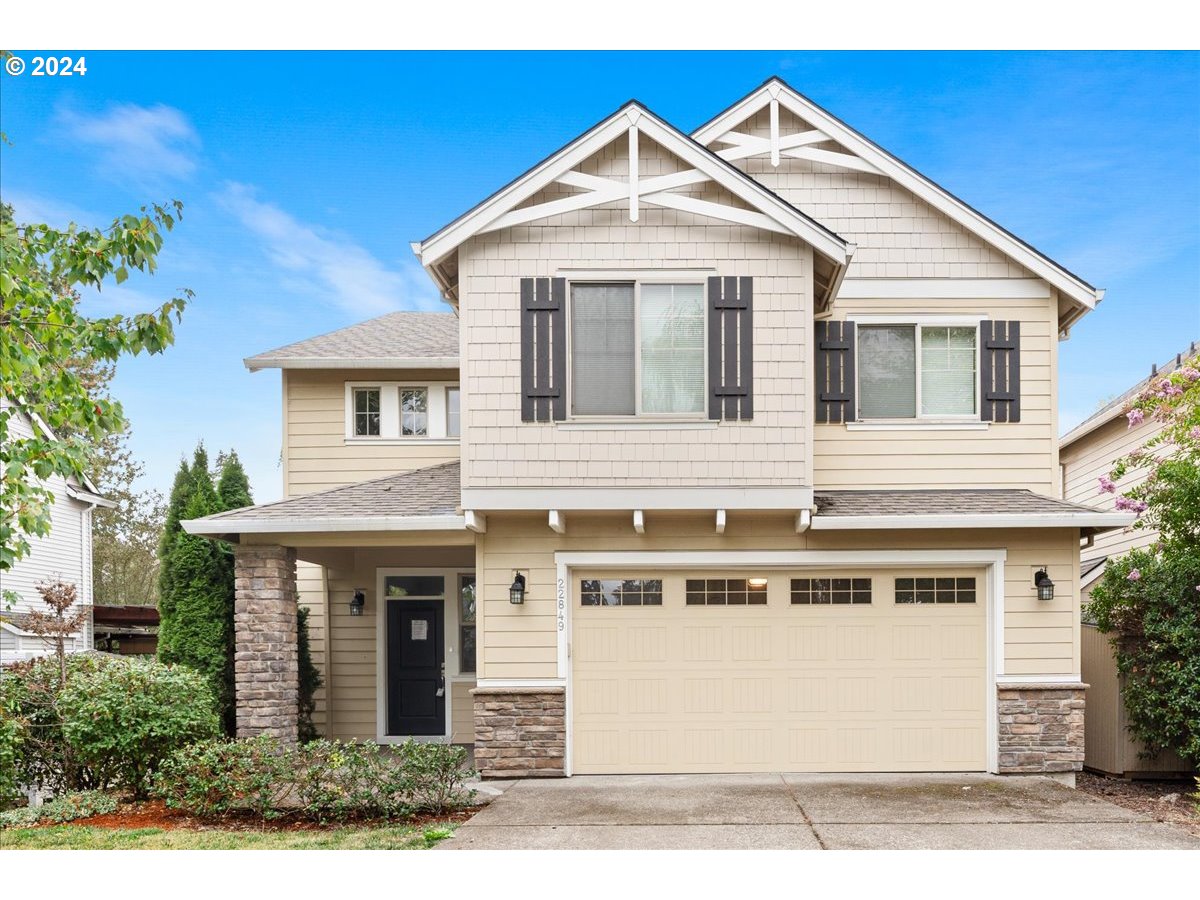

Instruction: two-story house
[184,78,1133,783]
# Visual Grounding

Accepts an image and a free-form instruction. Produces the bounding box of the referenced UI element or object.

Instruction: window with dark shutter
[814,320,855,424]
[980,320,1021,423]
[707,276,753,421]
[520,277,566,422]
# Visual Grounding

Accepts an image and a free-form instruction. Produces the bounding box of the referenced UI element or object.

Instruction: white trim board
[837,279,1051,300]
[460,486,815,512]
[553,548,1007,776]
[245,356,459,372]
[692,78,1102,314]
[810,513,1136,531]
[182,515,467,536]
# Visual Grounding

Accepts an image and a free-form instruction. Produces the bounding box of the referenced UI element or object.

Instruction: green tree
[1,199,191,570]
[297,606,324,743]
[1086,352,1200,765]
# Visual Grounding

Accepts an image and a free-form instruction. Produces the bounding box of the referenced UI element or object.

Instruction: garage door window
[895,577,977,604]
[580,579,663,607]
[790,577,872,605]
[685,578,768,606]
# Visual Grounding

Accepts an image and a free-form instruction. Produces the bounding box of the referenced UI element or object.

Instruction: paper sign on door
[411,619,428,641]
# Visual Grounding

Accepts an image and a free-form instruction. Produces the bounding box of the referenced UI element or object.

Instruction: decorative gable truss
[693,78,1104,331]
[415,102,854,308]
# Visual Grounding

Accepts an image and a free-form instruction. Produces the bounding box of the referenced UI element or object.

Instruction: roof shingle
[245,311,458,370]
[813,489,1107,518]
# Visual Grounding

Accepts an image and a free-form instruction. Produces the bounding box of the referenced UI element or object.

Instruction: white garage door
[572,569,987,774]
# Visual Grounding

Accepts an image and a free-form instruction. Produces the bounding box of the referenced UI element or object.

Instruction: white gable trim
[693,79,1103,314]
[417,102,853,273]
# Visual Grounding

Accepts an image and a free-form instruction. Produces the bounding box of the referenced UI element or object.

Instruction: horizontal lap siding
[459,134,811,489]
[284,368,460,496]
[1061,416,1161,561]
[813,298,1058,492]
[477,516,1080,681]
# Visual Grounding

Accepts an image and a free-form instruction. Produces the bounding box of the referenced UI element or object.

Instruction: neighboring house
[184,77,1134,783]
[1060,343,1198,777]
[1,401,115,664]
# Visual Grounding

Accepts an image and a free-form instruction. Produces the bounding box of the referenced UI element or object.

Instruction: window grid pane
[640,283,705,414]
[895,576,976,604]
[921,326,977,416]
[401,388,428,436]
[580,578,663,607]
[791,577,872,605]
[459,575,476,673]
[685,577,768,606]
[571,284,635,415]
[858,325,916,418]
[353,388,380,436]
[446,387,461,438]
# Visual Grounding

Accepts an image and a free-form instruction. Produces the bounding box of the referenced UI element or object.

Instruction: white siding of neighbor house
[278,370,467,737]
[1,406,93,663]
[458,132,814,489]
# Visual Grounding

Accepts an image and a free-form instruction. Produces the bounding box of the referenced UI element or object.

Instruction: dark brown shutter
[707,276,753,421]
[981,320,1021,423]
[520,277,566,422]
[814,320,855,424]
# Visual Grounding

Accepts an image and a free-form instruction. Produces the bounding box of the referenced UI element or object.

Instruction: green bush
[56,656,221,798]
[0,690,23,808]
[155,737,473,823]
[154,735,293,820]
[0,790,118,829]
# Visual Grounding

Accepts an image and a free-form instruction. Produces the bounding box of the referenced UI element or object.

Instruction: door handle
[436,663,445,698]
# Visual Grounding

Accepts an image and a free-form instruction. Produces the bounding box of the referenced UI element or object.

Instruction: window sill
[557,419,720,431]
[843,420,989,431]
[344,437,461,445]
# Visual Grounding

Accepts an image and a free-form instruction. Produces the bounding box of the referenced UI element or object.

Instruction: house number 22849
[556,578,565,631]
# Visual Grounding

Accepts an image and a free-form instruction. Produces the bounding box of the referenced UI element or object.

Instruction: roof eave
[182,514,467,538]
[244,356,460,372]
[811,512,1137,532]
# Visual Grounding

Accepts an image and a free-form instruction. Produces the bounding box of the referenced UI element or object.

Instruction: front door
[386,599,445,736]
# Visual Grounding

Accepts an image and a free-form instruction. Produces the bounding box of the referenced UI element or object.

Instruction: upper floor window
[353,387,381,436]
[858,324,978,419]
[345,382,458,441]
[570,282,705,417]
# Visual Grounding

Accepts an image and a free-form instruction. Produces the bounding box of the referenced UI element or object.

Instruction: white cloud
[216,182,442,316]
[3,189,100,229]
[58,102,200,184]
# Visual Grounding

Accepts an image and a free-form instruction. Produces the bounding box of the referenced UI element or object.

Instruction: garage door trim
[554,549,1007,775]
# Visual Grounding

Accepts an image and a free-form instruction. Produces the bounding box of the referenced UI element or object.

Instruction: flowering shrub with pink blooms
[1086,349,1200,766]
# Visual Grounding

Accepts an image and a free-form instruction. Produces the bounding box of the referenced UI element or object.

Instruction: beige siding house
[1060,345,1197,777]
[185,78,1133,783]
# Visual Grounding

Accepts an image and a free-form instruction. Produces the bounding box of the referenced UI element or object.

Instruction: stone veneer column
[233,544,299,741]
[997,682,1086,777]
[472,687,565,777]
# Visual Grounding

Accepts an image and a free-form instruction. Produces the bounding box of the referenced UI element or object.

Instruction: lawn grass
[0,822,457,850]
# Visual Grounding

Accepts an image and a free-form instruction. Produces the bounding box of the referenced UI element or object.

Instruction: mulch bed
[1077,771,1200,837]
[37,799,475,833]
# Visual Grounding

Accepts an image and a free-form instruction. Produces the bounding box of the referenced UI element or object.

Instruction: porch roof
[181,461,465,538]
[811,489,1135,535]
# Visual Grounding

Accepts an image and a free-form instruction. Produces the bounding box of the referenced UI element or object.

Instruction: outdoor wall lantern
[509,573,527,605]
[1033,569,1055,601]
[350,589,366,616]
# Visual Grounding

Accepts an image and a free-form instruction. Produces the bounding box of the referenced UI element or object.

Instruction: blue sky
[3,50,1198,502]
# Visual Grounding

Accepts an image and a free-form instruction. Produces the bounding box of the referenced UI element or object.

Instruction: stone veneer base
[233,544,299,742]
[472,687,566,778]
[997,682,1086,775]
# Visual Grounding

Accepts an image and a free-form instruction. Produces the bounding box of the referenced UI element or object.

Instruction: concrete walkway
[440,773,1200,850]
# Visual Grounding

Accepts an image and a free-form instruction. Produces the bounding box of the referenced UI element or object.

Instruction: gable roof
[1059,340,1198,449]
[2,401,110,502]
[245,311,459,371]
[693,77,1104,327]
[415,100,854,304]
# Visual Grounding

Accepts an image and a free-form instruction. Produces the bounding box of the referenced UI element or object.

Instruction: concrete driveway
[441,773,1200,850]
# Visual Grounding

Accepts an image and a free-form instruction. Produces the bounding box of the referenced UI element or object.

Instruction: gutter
[182,514,468,537]
[810,511,1136,532]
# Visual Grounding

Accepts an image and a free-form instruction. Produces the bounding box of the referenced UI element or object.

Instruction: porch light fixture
[1033,569,1055,601]
[350,589,366,616]
[509,573,527,605]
